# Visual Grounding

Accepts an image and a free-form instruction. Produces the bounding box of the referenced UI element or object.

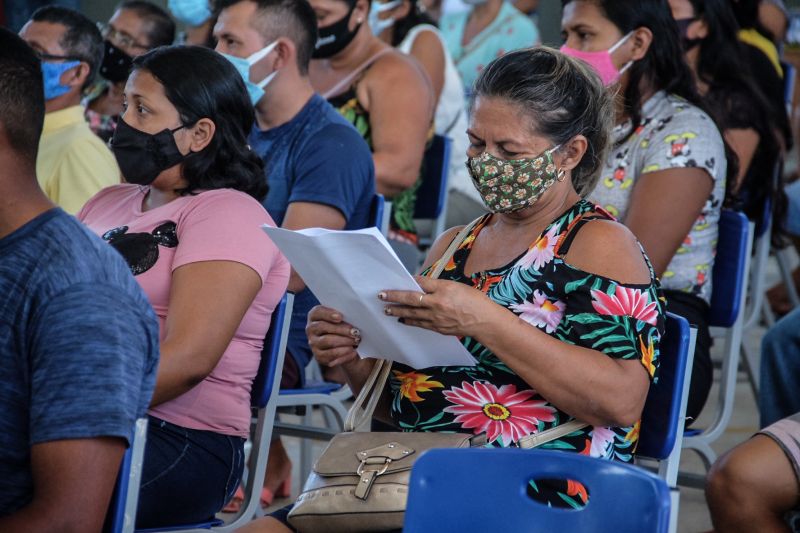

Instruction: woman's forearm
[341,357,379,397]
[149,341,222,407]
[474,305,649,427]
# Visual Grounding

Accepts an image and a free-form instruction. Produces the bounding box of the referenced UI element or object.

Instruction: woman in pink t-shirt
[78,46,290,528]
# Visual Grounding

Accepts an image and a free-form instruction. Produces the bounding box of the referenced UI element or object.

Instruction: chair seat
[279,381,343,395]
[135,518,224,532]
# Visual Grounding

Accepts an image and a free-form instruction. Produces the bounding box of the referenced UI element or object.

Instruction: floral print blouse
[389,200,665,507]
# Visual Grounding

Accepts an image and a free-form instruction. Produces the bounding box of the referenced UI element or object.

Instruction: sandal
[222,486,245,513]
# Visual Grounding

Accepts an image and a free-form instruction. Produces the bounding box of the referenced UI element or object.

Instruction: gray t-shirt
[590,91,726,303]
[0,208,159,515]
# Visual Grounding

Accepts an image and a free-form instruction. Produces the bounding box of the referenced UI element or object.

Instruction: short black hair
[217,0,318,74]
[117,1,177,48]
[30,6,103,90]
[0,28,45,162]
[132,46,267,200]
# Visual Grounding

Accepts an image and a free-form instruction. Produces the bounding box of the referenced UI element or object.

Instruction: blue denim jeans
[760,308,800,428]
[136,416,245,528]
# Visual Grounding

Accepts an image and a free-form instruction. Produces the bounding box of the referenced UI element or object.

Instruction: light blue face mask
[168,0,212,27]
[369,0,402,36]
[221,41,278,106]
[41,60,80,101]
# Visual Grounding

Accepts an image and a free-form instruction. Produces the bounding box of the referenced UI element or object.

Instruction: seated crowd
[1,0,799,531]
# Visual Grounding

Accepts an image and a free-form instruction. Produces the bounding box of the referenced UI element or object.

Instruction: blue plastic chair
[739,164,780,403]
[405,448,671,532]
[682,210,752,473]
[414,134,452,247]
[636,313,696,533]
[105,418,148,533]
[133,294,294,532]
[370,193,389,236]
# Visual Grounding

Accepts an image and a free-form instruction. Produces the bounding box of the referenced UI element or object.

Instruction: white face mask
[369,0,402,36]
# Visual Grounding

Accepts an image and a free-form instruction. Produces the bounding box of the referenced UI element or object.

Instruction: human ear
[629,26,653,62]
[353,0,369,26]
[557,135,588,172]
[693,18,709,40]
[272,38,295,70]
[63,61,89,89]
[395,1,412,19]
[186,117,216,153]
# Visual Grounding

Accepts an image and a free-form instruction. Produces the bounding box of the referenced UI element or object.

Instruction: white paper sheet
[261,225,475,368]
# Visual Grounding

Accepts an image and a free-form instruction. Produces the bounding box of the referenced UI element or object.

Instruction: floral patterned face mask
[466,145,564,213]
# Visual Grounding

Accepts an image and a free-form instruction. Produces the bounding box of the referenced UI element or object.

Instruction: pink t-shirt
[78,184,290,437]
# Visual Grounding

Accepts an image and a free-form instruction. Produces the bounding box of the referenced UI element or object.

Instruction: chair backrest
[708,210,750,328]
[104,418,148,533]
[414,134,452,219]
[252,294,292,408]
[405,448,670,532]
[369,193,385,229]
[637,312,691,461]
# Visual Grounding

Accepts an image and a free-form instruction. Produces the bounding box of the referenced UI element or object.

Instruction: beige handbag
[287,220,588,532]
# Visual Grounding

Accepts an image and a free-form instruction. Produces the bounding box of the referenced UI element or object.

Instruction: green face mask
[466,145,564,213]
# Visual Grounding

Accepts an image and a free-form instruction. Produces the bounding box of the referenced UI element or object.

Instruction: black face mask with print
[110,118,187,186]
[100,40,133,83]
[313,2,362,59]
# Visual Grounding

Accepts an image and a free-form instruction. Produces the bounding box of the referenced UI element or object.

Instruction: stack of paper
[261,225,475,368]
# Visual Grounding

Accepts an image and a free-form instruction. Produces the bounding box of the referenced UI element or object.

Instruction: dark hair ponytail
[132,45,267,200]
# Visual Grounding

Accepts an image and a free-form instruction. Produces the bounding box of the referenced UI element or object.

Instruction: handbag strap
[321,48,393,100]
[516,419,589,449]
[344,217,483,432]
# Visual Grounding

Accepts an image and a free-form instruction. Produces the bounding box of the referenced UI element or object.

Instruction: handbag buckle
[354,458,391,500]
[356,457,392,477]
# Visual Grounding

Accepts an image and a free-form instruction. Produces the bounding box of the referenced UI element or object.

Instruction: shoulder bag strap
[344,217,484,431]
[322,48,394,100]
[517,419,590,449]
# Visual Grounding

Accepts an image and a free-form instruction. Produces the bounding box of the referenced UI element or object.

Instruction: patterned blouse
[590,91,726,304]
[389,200,665,507]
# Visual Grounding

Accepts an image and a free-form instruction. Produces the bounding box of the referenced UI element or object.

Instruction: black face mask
[313,2,362,59]
[100,40,134,83]
[110,119,186,185]
[675,18,702,51]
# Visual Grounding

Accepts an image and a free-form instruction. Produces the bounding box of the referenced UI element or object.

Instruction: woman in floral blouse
[247,47,666,531]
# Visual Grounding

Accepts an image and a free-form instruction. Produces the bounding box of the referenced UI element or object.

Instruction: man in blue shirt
[0,28,160,530]
[215,0,375,507]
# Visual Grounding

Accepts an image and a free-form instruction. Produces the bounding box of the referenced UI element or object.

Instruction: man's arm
[282,202,347,292]
[0,437,125,532]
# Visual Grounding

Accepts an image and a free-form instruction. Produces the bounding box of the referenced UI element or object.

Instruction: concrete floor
[230,252,793,532]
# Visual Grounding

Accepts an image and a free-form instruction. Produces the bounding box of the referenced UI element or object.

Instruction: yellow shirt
[37,105,120,214]
[738,28,783,78]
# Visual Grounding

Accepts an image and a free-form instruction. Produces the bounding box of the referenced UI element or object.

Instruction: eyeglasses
[99,23,149,51]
